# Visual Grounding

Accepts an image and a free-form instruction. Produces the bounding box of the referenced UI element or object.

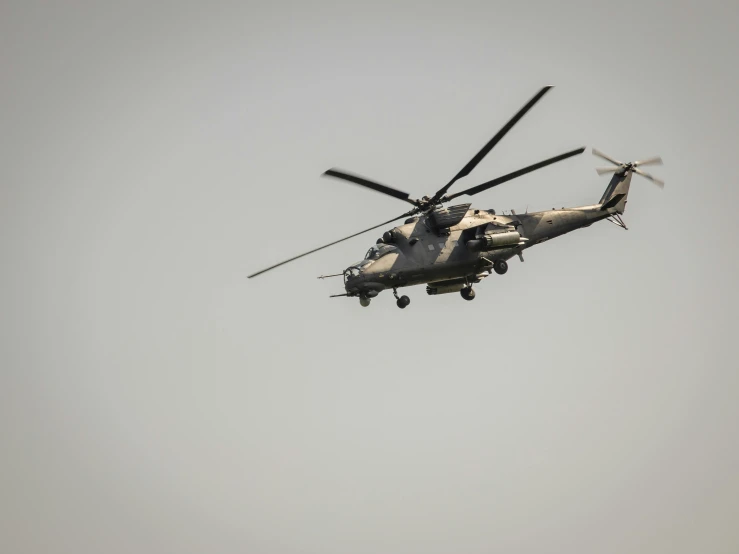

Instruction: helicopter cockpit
[364,243,398,261]
[344,244,399,281]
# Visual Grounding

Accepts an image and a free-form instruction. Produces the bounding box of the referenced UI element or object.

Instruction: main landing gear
[493,259,508,275]
[393,288,410,309]
[460,287,475,301]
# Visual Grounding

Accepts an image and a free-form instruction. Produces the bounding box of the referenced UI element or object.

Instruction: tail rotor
[593,148,664,188]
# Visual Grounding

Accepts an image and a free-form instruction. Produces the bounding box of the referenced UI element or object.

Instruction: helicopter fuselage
[343,202,614,300]
[247,85,662,306]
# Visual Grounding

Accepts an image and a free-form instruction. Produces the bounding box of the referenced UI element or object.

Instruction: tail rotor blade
[593,149,664,188]
[596,166,619,175]
[592,148,623,167]
[634,167,665,188]
[633,156,663,167]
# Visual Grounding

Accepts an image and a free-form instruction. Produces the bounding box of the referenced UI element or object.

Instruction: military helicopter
[248,86,663,308]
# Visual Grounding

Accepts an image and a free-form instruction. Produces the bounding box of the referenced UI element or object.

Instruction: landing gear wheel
[396,295,410,309]
[493,259,508,275]
[359,296,371,307]
[460,287,475,301]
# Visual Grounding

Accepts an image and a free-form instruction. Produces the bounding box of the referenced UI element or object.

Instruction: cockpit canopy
[345,244,400,279]
[364,243,399,260]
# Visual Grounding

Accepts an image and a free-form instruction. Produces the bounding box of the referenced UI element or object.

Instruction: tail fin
[598,170,633,214]
[592,149,664,214]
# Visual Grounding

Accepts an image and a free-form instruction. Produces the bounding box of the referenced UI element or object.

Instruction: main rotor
[249,86,585,278]
[322,86,584,216]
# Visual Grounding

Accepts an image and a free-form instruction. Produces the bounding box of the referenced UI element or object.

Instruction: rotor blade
[633,156,663,167]
[247,212,413,278]
[323,169,417,205]
[634,167,665,188]
[592,148,623,167]
[432,86,554,202]
[444,147,585,201]
[596,166,619,175]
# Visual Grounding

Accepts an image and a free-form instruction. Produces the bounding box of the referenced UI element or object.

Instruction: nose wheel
[393,288,410,309]
[493,259,508,275]
[460,287,476,301]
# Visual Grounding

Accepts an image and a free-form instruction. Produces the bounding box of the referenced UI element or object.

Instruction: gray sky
[2,1,738,553]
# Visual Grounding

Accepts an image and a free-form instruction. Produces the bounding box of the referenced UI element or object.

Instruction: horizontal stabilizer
[601,193,625,211]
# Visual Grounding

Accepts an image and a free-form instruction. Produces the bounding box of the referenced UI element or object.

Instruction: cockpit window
[346,244,400,282]
[364,244,399,260]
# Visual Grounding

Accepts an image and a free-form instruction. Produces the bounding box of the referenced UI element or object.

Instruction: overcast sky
[2,1,738,553]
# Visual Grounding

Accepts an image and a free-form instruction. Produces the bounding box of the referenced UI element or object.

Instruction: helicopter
[248,86,664,308]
